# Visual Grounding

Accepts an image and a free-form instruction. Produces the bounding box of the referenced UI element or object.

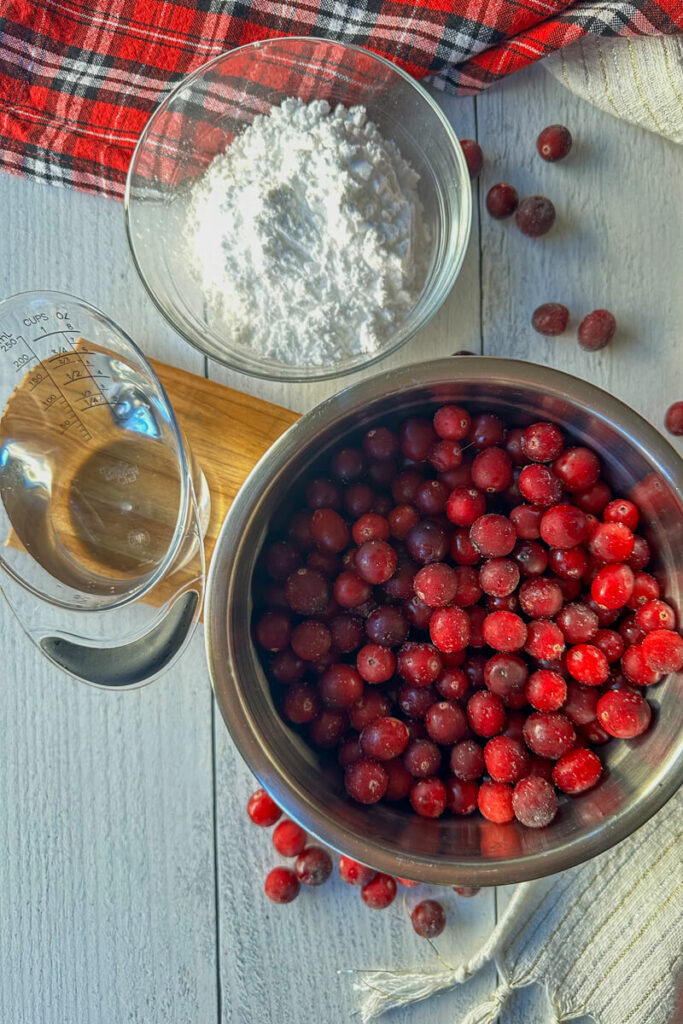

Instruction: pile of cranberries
[253,406,682,833]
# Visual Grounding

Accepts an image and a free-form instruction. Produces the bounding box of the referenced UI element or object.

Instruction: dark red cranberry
[348,690,392,731]
[593,628,625,663]
[536,124,572,161]
[513,540,548,577]
[296,846,333,887]
[291,620,331,661]
[460,138,484,179]
[329,614,364,654]
[411,899,447,938]
[270,648,305,685]
[553,447,600,492]
[339,856,376,886]
[452,566,483,606]
[266,540,302,579]
[447,486,487,527]
[433,404,471,440]
[357,643,395,684]
[345,759,388,803]
[400,418,437,462]
[334,570,372,609]
[628,535,651,571]
[523,712,576,759]
[577,309,616,351]
[467,690,506,738]
[540,504,589,549]
[556,602,599,644]
[404,594,434,632]
[484,653,528,704]
[627,572,659,610]
[470,514,515,557]
[510,504,543,539]
[366,605,409,647]
[425,700,467,745]
[531,303,569,336]
[665,401,683,436]
[522,422,564,462]
[406,520,450,564]
[410,777,448,818]
[397,643,443,687]
[573,481,612,516]
[285,569,329,615]
[471,447,513,493]
[512,777,557,827]
[469,413,505,449]
[355,540,398,585]
[310,711,350,750]
[415,479,450,515]
[518,577,563,618]
[486,182,519,219]
[360,717,410,761]
[363,426,399,461]
[414,562,458,607]
[445,777,479,814]
[255,610,292,652]
[548,546,588,580]
[504,428,527,465]
[318,664,364,709]
[436,667,468,701]
[515,195,556,237]
[392,470,424,505]
[352,513,390,546]
[450,739,485,780]
[430,606,470,652]
[397,683,436,719]
[361,873,397,908]
[479,558,520,597]
[451,528,481,566]
[283,684,320,724]
[343,483,376,517]
[403,738,441,777]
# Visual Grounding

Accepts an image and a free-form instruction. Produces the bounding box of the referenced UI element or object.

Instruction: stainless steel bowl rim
[206,357,683,884]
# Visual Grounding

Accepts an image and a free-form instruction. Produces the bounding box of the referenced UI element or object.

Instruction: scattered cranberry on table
[536,124,572,162]
[515,195,556,237]
[460,139,484,179]
[247,788,282,827]
[252,404,680,839]
[577,309,617,351]
[411,899,447,938]
[664,401,683,436]
[486,183,519,219]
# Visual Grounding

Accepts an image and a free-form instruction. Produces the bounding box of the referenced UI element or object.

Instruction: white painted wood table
[0,65,681,1024]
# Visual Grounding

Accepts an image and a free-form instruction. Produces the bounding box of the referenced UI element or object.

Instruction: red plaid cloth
[1,0,681,198]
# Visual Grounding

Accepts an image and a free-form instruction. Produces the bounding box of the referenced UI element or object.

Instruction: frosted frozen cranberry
[526,670,567,712]
[525,620,566,660]
[382,561,417,603]
[553,748,602,794]
[445,776,479,814]
[297,846,334,887]
[428,438,464,473]
[566,644,609,686]
[531,303,569,336]
[283,683,320,724]
[591,563,634,610]
[484,735,530,784]
[636,599,676,634]
[270,648,305,685]
[589,522,635,564]
[482,611,527,653]
[430,606,471,653]
[329,615,362,654]
[425,701,468,745]
[486,182,519,218]
[411,899,447,939]
[540,505,589,549]
[573,481,612,516]
[289,620,330,662]
[355,541,398,585]
[478,780,514,823]
[436,667,468,701]
[665,401,683,435]
[553,447,600,492]
[510,504,543,539]
[548,546,588,580]
[285,568,329,615]
[515,195,555,236]
[471,447,513,493]
[621,644,661,686]
[410,777,448,818]
[433,404,471,440]
[627,535,651,572]
[470,514,515,557]
[593,628,625,663]
[446,487,486,527]
[366,605,409,646]
[627,572,660,609]
[602,497,638,530]
[522,422,564,463]
[360,717,410,761]
[403,738,441,778]
[578,309,616,351]
[247,788,282,827]
[450,739,485,780]
[467,690,506,738]
[406,520,450,564]
[397,643,443,687]
[484,653,528,704]
[556,602,599,644]
[597,690,651,738]
[518,578,563,619]
[339,856,376,887]
[479,558,520,598]
[384,758,413,800]
[356,643,395,684]
[348,690,392,731]
[272,820,307,857]
[519,464,563,507]
[309,709,348,748]
[266,540,302,580]
[400,418,437,461]
[345,759,389,803]
[361,873,397,909]
[414,563,458,607]
[641,629,683,673]
[264,866,300,903]
[460,138,484,178]
[523,712,576,759]
[512,777,557,828]
[537,123,572,161]
[318,664,364,709]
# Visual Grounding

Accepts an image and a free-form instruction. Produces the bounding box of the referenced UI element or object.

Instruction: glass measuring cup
[0,290,208,688]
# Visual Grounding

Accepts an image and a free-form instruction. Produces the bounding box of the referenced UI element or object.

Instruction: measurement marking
[20,336,92,442]
[61,332,115,414]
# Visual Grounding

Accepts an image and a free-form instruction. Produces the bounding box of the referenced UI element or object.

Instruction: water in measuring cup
[0,319,184,600]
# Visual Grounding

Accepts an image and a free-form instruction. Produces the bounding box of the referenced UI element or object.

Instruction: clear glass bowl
[124,37,471,382]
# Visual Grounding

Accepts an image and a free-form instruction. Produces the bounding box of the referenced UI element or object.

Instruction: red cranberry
[396,643,442,686]
[641,629,683,673]
[537,123,572,161]
[512,777,557,828]
[406,520,450,564]
[504,428,527,465]
[308,709,348,748]
[515,195,555,236]
[384,758,413,800]
[525,620,565,660]
[591,563,634,609]
[522,422,564,463]
[518,464,563,507]
[468,606,488,648]
[344,484,375,518]
[345,759,388,803]
[266,540,302,579]
[295,846,333,886]
[470,514,515,557]
[548,546,588,580]
[478,780,514,823]
[540,505,589,549]
[526,670,567,712]
[354,541,397,585]
[270,648,305,685]
[553,748,602,794]
[593,628,625,663]
[285,569,329,615]
[288,509,315,550]
[603,498,639,530]
[319,664,364,709]
[452,566,483,607]
[484,653,528,704]
[518,578,563,619]
[523,712,576,759]
[273,820,307,857]
[429,606,471,653]
[486,182,519,218]
[338,736,363,767]
[339,856,376,886]
[445,777,479,814]
[512,540,547,578]
[255,611,292,653]
[290,620,331,663]
[348,690,392,731]
[352,513,390,546]
[331,447,366,484]
[556,602,599,643]
[467,690,506,738]
[397,683,436,719]
[636,599,676,634]
[472,447,513,493]
[447,487,488,531]
[264,866,300,903]
[329,614,363,654]
[425,701,468,745]
[360,717,410,761]
[363,426,399,460]
[403,738,441,778]
[482,611,527,653]
[484,735,530,784]
[531,303,569,337]
[627,572,659,609]
[283,684,320,724]
[410,777,447,818]
[356,643,395,684]
[392,470,424,505]
[627,535,651,571]
[621,645,661,687]
[247,788,282,827]
[665,401,683,436]
[400,418,437,461]
[469,413,505,449]
[510,504,543,539]
[310,508,349,553]
[597,690,651,738]
[460,139,484,178]
[414,563,458,607]
[553,447,600,492]
[366,605,409,646]
[307,550,342,578]
[566,644,609,686]
[433,404,471,440]
[361,873,397,908]
[451,528,481,566]
[619,613,645,647]
[436,667,468,701]
[573,481,612,516]
[578,309,616,351]
[580,719,611,745]
[479,558,520,597]
[388,505,420,541]
[411,899,446,938]
[589,522,635,564]
[450,739,485,780]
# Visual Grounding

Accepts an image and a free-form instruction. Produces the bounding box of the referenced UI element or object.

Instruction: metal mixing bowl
[206,358,683,885]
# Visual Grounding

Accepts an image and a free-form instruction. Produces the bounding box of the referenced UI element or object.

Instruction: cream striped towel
[351,789,682,1023]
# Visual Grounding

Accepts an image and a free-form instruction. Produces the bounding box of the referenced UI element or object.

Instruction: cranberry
[602,498,638,530]
[352,513,389,546]
[283,683,320,724]
[366,605,409,647]
[403,738,441,778]
[453,885,481,897]
[566,644,609,686]
[597,690,651,738]
[510,504,543,539]
[344,484,375,518]
[512,777,557,828]
[330,614,363,654]
[589,522,634,564]
[293,846,332,887]
[339,856,376,886]
[531,303,569,337]
[553,748,602,794]
[361,873,397,909]
[309,508,348,553]
[414,480,448,516]
[451,566,482,607]
[272,820,307,857]
[524,620,565,660]
[467,690,506,738]
[255,611,291,653]
[406,520,450,564]
[270,648,305,685]
[433,404,471,440]
[384,758,413,800]
[664,401,683,436]
[288,621,328,662]
[469,413,505,449]
[518,464,563,507]
[446,487,486,528]
[580,719,611,744]
[413,563,458,607]
[522,423,564,463]
[482,611,527,653]
[436,667,468,701]
[392,470,424,505]
[460,138,484,178]
[591,563,634,609]
[396,683,433,720]
[578,309,617,351]
[288,509,315,551]
[319,664,364,709]
[307,550,342,578]
[264,866,300,903]
[425,701,467,745]
[349,690,392,731]
[553,447,600,493]
[622,645,661,687]
[353,541,397,585]
[573,481,612,516]
[478,780,514,823]
[309,709,348,748]
[363,426,399,461]
[410,777,447,818]
[345,759,388,804]
[479,558,520,598]
[338,736,363,767]
[395,643,441,686]
[266,540,302,579]
[484,735,530,784]
[518,578,562,619]
[247,788,282,827]
[557,577,582,602]
[536,122,572,159]
[641,629,683,673]
[450,528,481,566]
[627,536,651,572]
[469,514,515,557]
[539,504,588,549]
[556,602,599,644]
[526,669,567,712]
[593,628,625,663]
[626,573,659,611]
[523,712,576,759]
[430,606,470,652]
[331,447,365,484]
[450,739,485,780]
[471,447,513,493]
[636,599,676,634]
[548,546,588,580]
[356,643,395,684]
[411,899,446,939]
[619,613,646,647]
[515,195,555,236]
[484,653,528,704]
[445,776,479,814]
[360,717,409,761]
[285,568,329,615]
[486,182,519,218]
[400,418,437,461]
[388,505,419,541]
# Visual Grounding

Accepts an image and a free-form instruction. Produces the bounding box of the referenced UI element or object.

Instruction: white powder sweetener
[187,98,428,366]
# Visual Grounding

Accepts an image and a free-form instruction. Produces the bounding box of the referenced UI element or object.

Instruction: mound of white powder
[187,98,428,367]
